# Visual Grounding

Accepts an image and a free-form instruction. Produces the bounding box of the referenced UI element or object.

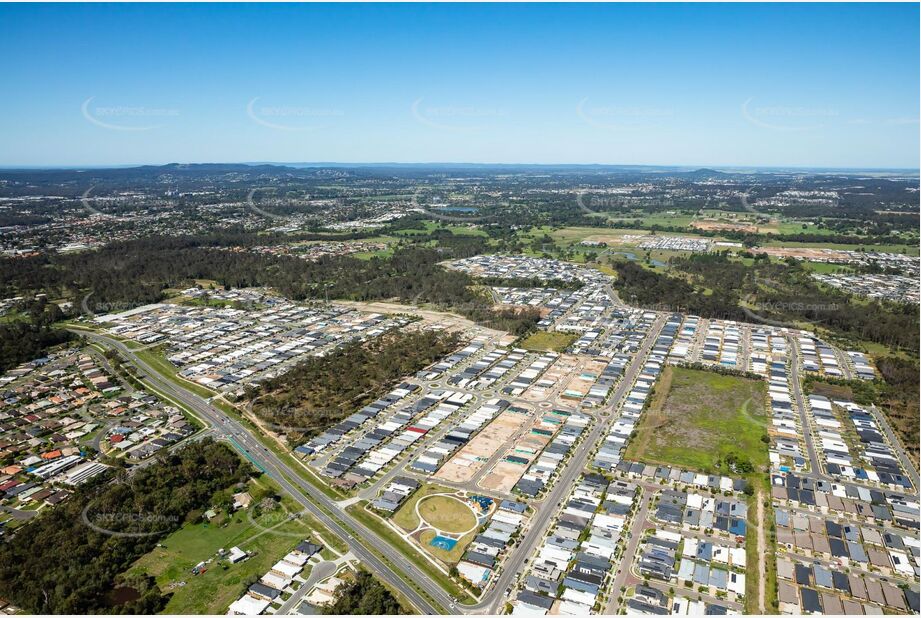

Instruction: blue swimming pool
[430,535,458,550]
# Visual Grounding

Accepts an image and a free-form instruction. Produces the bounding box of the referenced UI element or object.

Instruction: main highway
[76,329,451,615]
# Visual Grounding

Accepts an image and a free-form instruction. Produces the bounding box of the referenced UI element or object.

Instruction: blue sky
[1,3,918,168]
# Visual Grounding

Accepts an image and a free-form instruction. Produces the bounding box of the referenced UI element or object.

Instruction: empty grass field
[519,330,577,352]
[624,366,769,475]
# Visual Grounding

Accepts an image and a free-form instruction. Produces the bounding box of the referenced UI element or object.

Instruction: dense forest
[0,440,250,614]
[875,356,921,464]
[250,330,462,441]
[0,299,73,372]
[610,261,746,320]
[320,571,406,615]
[0,231,542,335]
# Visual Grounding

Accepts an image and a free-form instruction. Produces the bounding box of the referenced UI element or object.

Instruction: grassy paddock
[624,366,769,474]
[519,330,577,352]
[125,477,338,614]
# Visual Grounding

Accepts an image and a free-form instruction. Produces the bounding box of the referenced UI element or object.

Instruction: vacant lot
[520,330,577,352]
[625,366,768,475]
[436,410,528,483]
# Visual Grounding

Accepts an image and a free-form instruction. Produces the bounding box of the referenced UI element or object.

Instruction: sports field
[624,366,769,475]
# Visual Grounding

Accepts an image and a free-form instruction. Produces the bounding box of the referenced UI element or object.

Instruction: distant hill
[674,168,729,180]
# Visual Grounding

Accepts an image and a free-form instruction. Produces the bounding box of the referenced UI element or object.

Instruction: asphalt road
[603,490,652,614]
[74,330,451,615]
[277,559,338,614]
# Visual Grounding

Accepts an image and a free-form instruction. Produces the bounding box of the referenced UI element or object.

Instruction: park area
[390,484,488,566]
[624,366,769,476]
[417,495,477,534]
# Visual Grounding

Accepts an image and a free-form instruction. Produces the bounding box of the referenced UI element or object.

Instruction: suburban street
[465,314,667,613]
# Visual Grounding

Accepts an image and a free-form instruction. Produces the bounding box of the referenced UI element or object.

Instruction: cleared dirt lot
[518,355,579,403]
[479,415,556,492]
[559,357,609,401]
[692,220,758,233]
[434,409,530,483]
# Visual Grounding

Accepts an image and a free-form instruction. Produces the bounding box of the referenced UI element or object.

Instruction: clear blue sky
[1,3,918,168]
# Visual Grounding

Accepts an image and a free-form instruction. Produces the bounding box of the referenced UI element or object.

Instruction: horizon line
[0,161,919,174]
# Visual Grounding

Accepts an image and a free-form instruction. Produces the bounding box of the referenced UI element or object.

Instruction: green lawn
[125,477,341,614]
[519,331,577,352]
[416,495,476,534]
[624,366,769,475]
[392,484,454,532]
[133,346,218,400]
[353,248,395,260]
[798,261,852,274]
